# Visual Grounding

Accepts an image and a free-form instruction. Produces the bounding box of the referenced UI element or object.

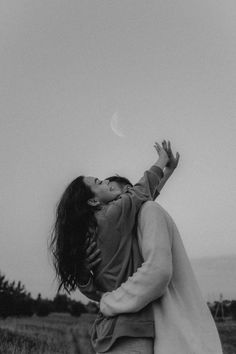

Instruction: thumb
[175,152,180,165]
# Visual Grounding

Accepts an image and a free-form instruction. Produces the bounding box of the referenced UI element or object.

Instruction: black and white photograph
[1,1,236,353]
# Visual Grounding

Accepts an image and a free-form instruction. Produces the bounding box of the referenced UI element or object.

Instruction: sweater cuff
[151,165,164,179]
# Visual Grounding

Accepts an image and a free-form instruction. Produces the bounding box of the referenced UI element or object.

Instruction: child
[51,140,170,353]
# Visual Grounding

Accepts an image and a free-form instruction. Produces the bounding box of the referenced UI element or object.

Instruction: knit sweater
[100,201,223,354]
[78,165,163,353]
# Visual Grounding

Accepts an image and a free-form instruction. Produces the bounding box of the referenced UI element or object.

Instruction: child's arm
[105,141,169,233]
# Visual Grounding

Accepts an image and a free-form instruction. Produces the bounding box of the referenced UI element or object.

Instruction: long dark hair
[50,176,97,293]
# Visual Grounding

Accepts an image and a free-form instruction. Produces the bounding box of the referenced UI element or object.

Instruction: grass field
[0,313,235,354]
[0,313,79,354]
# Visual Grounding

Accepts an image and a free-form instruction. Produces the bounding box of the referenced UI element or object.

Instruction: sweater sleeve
[100,202,173,316]
[106,166,163,234]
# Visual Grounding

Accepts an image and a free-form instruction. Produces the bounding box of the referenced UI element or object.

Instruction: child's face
[108,181,133,195]
[108,181,124,194]
[83,177,121,203]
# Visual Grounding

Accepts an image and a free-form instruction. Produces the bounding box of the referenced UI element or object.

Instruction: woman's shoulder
[96,201,120,221]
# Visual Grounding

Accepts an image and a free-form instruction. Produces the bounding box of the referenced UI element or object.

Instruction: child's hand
[154,141,169,163]
[162,140,180,172]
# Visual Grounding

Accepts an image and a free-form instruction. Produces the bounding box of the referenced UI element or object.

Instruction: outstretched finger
[176,152,180,165]
[88,257,102,271]
[86,242,97,256]
[154,141,161,148]
[162,140,167,150]
[87,248,101,262]
[167,141,171,153]
[85,235,91,248]
[154,142,161,153]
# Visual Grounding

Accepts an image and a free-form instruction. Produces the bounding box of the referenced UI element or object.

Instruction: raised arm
[125,141,169,201]
[104,142,169,234]
[99,202,173,316]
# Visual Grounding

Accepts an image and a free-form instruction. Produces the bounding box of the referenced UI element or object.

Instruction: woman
[79,151,223,354]
[50,141,170,353]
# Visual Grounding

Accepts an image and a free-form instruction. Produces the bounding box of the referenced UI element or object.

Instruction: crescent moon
[110,112,125,138]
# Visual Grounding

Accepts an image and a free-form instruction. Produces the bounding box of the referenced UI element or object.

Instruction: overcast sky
[1,1,236,300]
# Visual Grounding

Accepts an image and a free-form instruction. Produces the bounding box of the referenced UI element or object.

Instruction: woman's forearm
[100,264,171,316]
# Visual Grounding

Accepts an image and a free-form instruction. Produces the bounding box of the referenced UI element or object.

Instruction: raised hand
[154,141,169,162]
[162,140,180,171]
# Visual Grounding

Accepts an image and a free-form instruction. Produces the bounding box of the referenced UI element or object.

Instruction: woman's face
[83,177,121,203]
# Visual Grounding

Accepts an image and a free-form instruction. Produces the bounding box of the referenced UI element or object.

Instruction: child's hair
[106,175,133,188]
[50,176,97,293]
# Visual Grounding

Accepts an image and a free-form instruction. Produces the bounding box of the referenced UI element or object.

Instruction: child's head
[106,175,133,193]
[83,176,121,205]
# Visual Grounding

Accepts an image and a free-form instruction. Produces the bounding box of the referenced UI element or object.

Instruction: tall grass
[72,314,95,354]
[0,313,235,354]
[0,313,79,354]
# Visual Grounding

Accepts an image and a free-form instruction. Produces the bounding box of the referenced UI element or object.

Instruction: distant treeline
[1,271,236,320]
[0,272,98,318]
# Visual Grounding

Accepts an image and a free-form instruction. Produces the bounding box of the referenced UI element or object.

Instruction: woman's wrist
[78,269,91,286]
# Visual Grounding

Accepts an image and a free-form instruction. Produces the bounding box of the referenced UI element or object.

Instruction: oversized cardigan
[78,165,163,353]
[100,201,223,354]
